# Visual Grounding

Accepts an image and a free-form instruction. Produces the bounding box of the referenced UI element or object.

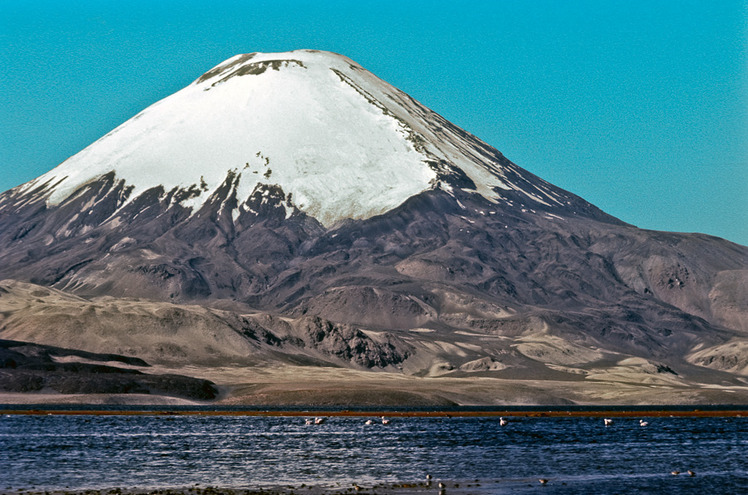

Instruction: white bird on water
[381,416,391,425]
[604,418,613,426]
[314,417,326,425]
[639,419,649,427]
[364,419,374,425]
[499,417,508,426]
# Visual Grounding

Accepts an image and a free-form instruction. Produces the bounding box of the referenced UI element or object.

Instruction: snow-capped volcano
[1,50,746,406]
[23,50,575,226]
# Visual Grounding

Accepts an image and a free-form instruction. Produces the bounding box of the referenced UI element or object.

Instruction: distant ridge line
[1,407,746,418]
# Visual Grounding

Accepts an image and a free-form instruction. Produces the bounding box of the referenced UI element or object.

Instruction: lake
[1,410,746,494]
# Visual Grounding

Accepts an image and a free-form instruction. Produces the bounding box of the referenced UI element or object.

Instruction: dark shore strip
[0,480,542,495]
[0,486,441,495]
[1,408,745,417]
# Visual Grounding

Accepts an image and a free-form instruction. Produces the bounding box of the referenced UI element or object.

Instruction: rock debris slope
[0,50,746,405]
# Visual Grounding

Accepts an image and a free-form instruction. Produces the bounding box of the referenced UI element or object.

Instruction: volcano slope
[0,50,746,405]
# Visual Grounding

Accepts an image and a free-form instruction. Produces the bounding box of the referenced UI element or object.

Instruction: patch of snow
[409,328,436,333]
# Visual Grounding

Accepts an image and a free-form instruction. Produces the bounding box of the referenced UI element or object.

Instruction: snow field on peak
[27,49,568,226]
[34,51,436,226]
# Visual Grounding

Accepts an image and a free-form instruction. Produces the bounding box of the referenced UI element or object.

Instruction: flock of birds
[604,417,649,427]
[302,415,696,488]
[305,415,656,428]
[305,416,391,426]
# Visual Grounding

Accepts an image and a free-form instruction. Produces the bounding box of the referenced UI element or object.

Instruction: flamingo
[381,416,391,425]
[314,417,326,425]
[364,419,373,425]
[604,418,613,426]
[499,417,508,426]
[639,419,649,427]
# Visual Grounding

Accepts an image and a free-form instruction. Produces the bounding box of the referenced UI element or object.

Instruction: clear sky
[1,0,746,245]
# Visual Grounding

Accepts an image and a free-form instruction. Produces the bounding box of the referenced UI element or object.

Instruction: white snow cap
[29,50,559,226]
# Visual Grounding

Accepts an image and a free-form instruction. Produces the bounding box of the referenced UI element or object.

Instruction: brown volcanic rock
[0,280,411,370]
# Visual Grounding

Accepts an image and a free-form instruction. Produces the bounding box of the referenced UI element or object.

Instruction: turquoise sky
[1,0,746,245]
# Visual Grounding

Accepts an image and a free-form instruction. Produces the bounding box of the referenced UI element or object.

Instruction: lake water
[1,412,746,494]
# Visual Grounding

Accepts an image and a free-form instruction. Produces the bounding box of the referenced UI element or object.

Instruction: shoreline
[2,407,745,417]
[0,472,718,495]
[0,478,645,495]
[3,483,511,495]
